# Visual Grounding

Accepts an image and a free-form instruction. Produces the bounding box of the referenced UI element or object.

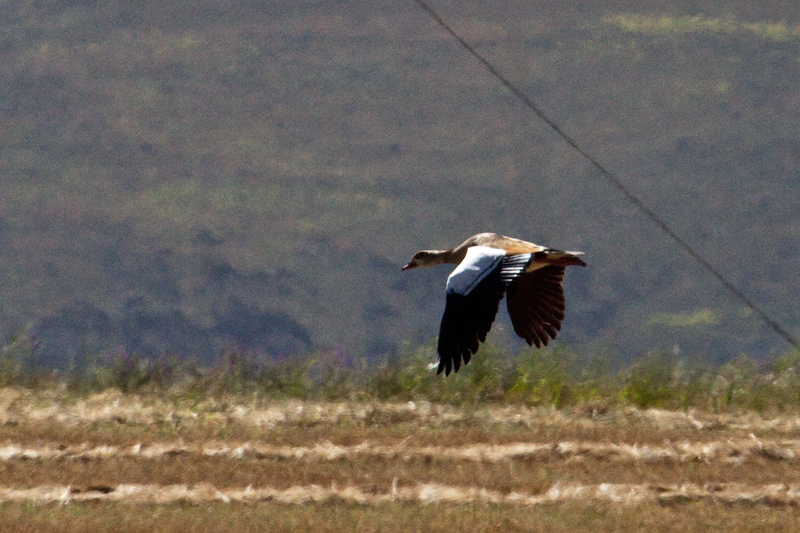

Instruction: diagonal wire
[409,0,799,349]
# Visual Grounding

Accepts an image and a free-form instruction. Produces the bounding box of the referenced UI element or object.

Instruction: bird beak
[401,262,416,271]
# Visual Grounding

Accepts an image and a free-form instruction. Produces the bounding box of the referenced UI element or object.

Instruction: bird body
[402,233,586,375]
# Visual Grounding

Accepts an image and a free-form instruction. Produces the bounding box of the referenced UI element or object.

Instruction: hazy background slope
[0,0,798,368]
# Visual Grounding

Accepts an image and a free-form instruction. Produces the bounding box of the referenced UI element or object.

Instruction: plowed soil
[2,389,800,531]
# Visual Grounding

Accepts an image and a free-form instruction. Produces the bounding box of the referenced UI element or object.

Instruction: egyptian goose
[402,233,586,375]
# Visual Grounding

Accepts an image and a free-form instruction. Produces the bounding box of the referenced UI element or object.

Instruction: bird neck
[441,246,469,265]
[418,248,463,266]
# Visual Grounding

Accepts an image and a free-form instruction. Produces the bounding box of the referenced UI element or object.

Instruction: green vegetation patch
[608,14,800,42]
[4,330,800,413]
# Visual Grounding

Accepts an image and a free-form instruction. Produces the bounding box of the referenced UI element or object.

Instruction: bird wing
[436,249,531,375]
[505,265,566,348]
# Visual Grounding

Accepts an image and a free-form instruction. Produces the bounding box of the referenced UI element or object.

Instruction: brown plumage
[402,233,586,375]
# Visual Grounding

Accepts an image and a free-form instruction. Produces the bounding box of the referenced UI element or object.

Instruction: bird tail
[541,249,586,268]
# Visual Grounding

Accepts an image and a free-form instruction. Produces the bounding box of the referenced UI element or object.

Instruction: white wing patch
[446,246,506,296]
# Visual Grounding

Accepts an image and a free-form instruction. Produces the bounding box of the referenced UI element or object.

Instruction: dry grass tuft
[3,481,800,507]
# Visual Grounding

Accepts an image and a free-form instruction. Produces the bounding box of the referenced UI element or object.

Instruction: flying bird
[402,233,586,375]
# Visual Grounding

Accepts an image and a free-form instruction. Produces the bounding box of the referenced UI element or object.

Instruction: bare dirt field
[2,388,800,531]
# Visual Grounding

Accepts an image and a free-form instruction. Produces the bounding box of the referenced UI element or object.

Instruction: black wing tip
[435,347,476,376]
[522,322,559,349]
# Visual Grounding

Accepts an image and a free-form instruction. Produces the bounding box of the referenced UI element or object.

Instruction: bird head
[402,250,444,271]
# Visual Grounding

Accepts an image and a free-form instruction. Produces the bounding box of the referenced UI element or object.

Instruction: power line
[409,0,799,350]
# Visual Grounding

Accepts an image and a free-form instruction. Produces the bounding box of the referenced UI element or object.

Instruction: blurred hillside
[0,0,798,368]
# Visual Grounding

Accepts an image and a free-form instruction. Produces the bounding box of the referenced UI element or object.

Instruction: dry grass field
[2,388,800,531]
